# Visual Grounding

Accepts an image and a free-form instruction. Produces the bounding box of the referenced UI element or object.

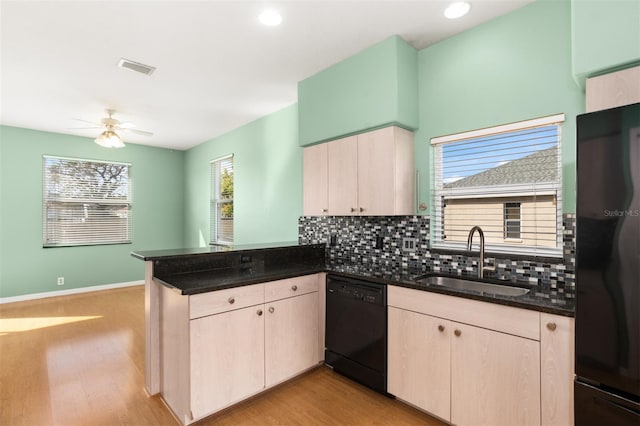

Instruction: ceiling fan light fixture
[444,2,471,19]
[95,130,125,148]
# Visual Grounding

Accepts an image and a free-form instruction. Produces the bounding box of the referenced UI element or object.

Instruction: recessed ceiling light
[444,2,471,19]
[259,10,282,26]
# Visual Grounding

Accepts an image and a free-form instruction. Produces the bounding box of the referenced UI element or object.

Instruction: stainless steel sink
[415,275,530,297]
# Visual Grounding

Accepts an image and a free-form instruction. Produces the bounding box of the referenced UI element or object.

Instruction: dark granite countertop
[131,241,311,261]
[324,260,574,317]
[156,263,326,295]
[146,249,574,316]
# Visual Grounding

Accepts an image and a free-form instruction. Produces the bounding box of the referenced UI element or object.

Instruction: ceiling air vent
[117,58,156,76]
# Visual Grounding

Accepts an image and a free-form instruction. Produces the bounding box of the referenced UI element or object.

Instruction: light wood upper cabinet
[540,313,575,426]
[357,126,414,215]
[388,306,451,421]
[303,126,414,216]
[327,135,359,215]
[586,66,640,112]
[303,143,329,216]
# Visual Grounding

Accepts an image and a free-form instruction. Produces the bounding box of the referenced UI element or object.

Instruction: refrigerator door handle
[594,396,640,417]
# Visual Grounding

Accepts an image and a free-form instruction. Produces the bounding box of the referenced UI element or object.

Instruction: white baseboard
[0,280,144,304]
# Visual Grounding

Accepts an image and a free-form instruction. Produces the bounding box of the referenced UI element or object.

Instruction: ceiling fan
[71,109,153,148]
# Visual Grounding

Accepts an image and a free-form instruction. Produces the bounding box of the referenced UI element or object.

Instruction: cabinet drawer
[388,285,540,340]
[265,274,319,303]
[190,283,264,319]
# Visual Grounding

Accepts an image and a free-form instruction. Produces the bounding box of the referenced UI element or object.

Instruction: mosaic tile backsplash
[299,214,576,304]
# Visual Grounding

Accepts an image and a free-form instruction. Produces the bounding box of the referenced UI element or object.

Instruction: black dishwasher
[325,274,387,394]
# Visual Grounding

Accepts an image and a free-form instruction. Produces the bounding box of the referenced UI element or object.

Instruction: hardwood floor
[0,286,445,426]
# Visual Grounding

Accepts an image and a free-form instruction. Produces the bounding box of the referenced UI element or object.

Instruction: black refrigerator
[575,102,640,425]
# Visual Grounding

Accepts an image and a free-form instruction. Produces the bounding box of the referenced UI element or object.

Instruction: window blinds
[431,115,564,256]
[43,156,131,247]
[210,155,234,245]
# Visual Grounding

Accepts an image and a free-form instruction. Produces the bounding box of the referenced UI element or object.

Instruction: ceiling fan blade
[120,128,153,137]
[73,118,102,126]
[67,126,104,130]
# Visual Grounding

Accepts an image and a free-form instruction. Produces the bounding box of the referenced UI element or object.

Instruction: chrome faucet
[467,226,486,279]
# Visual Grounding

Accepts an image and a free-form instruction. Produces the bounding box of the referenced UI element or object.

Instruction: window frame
[430,114,565,257]
[504,201,522,240]
[210,154,234,246]
[42,155,132,247]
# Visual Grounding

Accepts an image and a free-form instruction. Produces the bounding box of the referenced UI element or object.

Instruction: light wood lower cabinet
[388,285,574,426]
[265,292,319,387]
[160,274,322,425]
[388,307,451,420]
[190,305,265,419]
[450,322,540,426]
[540,313,575,426]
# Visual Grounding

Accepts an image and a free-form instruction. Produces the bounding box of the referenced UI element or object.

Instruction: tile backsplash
[299,214,575,304]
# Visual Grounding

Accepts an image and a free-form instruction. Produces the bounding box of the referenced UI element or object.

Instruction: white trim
[43,154,131,167]
[431,113,565,145]
[431,241,563,258]
[209,153,234,164]
[0,280,144,304]
[443,189,557,200]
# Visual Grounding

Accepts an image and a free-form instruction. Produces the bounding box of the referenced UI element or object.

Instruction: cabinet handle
[359,207,364,213]
[257,309,263,316]
[546,322,557,331]
[268,307,275,314]
[291,285,298,291]
[350,207,357,213]
[454,329,462,337]
[438,325,445,332]
[228,297,235,304]
[322,208,328,213]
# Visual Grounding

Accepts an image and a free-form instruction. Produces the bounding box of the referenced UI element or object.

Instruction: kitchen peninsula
[131,242,326,424]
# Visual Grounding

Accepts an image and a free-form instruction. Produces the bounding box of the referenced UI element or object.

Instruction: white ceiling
[0,0,534,151]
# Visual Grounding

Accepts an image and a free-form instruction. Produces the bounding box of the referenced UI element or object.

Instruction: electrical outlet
[402,237,416,252]
[57,277,64,286]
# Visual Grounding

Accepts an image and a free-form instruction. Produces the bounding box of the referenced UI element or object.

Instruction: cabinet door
[357,127,396,215]
[327,135,358,215]
[265,292,319,387]
[451,322,540,426]
[541,313,574,426]
[303,143,328,216]
[388,307,451,421]
[190,306,265,419]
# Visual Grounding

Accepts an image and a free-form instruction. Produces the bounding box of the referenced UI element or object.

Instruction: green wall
[416,0,585,214]
[572,0,640,81]
[298,35,418,146]
[183,104,301,247]
[0,126,185,298]
[4,0,631,299]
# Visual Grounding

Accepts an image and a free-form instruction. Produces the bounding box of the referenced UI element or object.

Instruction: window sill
[429,246,565,264]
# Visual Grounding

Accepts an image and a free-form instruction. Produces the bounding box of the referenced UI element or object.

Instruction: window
[210,155,234,245]
[504,202,521,239]
[43,156,131,247]
[431,114,564,256]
